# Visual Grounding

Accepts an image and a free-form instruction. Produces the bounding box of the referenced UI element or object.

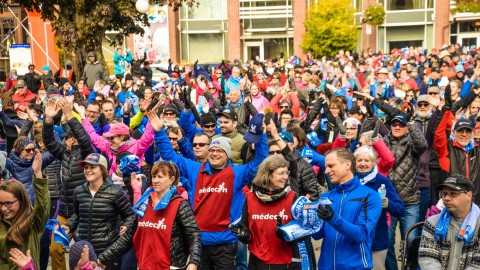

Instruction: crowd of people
[0,44,480,270]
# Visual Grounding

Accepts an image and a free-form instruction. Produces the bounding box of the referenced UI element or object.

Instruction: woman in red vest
[230,155,301,269]
[133,161,201,270]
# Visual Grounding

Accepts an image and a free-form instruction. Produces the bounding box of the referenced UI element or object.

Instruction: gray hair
[353,146,378,166]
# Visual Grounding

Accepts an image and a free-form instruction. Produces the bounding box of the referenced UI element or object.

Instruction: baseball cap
[400,59,408,65]
[378,68,389,74]
[16,80,26,88]
[170,72,178,78]
[454,119,474,131]
[163,104,177,114]
[244,113,264,144]
[78,153,108,169]
[416,95,429,103]
[437,175,474,192]
[217,109,238,121]
[432,67,441,73]
[348,105,364,115]
[390,114,407,126]
[103,123,130,138]
[427,86,440,94]
[279,131,294,143]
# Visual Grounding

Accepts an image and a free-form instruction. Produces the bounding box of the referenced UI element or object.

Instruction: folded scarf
[132,185,177,218]
[253,185,291,203]
[44,219,70,249]
[435,203,480,244]
[357,166,378,185]
[119,154,141,174]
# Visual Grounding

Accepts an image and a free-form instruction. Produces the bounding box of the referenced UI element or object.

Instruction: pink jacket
[251,93,270,113]
[332,137,394,176]
[82,119,154,174]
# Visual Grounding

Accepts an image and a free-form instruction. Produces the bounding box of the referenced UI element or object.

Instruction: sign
[366,24,372,35]
[134,4,170,64]
[9,44,32,75]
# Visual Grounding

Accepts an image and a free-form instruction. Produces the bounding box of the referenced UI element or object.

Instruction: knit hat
[87,51,95,57]
[69,240,97,270]
[455,64,464,73]
[200,113,216,126]
[58,78,69,88]
[209,137,232,159]
[65,61,73,68]
[42,65,51,72]
[14,137,34,154]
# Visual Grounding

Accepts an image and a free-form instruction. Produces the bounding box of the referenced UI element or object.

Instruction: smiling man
[419,175,480,270]
[435,111,480,205]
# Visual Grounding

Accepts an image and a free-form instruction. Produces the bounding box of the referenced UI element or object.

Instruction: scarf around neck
[357,166,378,185]
[435,203,480,244]
[132,185,177,218]
[253,184,291,203]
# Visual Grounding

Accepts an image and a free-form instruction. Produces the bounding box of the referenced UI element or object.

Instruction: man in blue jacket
[314,148,382,270]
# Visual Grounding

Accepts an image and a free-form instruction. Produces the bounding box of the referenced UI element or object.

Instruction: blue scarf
[434,203,480,244]
[119,155,140,174]
[356,166,378,185]
[132,185,177,218]
[44,219,70,248]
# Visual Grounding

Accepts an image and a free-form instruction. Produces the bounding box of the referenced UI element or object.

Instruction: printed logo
[138,218,167,230]
[249,124,257,133]
[198,182,228,194]
[252,209,288,220]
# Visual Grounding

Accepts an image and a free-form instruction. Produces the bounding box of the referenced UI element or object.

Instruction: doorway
[244,41,264,62]
[458,34,479,48]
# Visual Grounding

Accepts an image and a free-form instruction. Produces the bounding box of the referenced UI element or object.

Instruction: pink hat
[103,123,130,138]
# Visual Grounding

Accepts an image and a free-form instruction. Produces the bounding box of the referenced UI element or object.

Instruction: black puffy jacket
[43,118,96,217]
[66,180,135,265]
[283,146,321,201]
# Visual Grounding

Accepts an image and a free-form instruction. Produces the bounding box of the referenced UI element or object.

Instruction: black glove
[405,102,414,122]
[229,223,251,243]
[168,58,172,66]
[365,99,375,118]
[275,216,286,239]
[335,117,346,135]
[444,84,452,110]
[194,59,198,66]
[317,205,334,221]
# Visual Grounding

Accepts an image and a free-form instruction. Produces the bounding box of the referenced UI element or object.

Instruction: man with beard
[414,95,439,220]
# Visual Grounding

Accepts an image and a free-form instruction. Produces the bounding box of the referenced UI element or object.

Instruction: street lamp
[136,0,150,14]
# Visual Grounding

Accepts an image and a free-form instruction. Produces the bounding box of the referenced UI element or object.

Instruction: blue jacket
[179,110,220,142]
[5,151,56,203]
[313,176,382,270]
[156,129,268,246]
[113,51,132,76]
[362,173,404,251]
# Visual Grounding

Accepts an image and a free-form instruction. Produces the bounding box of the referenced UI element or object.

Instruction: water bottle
[378,184,386,199]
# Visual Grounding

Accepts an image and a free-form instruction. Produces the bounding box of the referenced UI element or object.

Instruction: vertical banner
[26,11,60,74]
[134,4,170,64]
[9,44,32,75]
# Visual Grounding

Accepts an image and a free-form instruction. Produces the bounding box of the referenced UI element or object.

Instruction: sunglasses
[428,92,439,95]
[203,124,216,129]
[272,77,278,79]
[280,106,290,109]
[391,123,406,128]
[193,143,209,147]
[417,102,429,108]
[169,137,178,142]
[24,147,36,153]
[215,72,222,75]
[164,112,175,116]
[268,150,282,155]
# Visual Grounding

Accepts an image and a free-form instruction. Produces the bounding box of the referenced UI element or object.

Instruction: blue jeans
[385,204,419,270]
[121,247,137,270]
[419,188,431,222]
[236,242,247,270]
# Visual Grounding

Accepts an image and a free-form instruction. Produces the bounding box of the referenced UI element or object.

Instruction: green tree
[301,0,359,57]
[0,0,198,75]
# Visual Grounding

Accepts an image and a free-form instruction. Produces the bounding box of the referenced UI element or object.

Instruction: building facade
[160,0,478,63]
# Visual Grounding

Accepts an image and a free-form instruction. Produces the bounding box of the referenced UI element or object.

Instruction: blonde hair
[252,155,289,189]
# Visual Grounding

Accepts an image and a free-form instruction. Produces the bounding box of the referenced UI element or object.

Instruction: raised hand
[147,110,163,131]
[17,111,28,120]
[275,216,286,239]
[73,103,86,119]
[335,117,346,135]
[9,249,31,268]
[32,150,42,178]
[45,99,60,122]
[77,245,90,267]
[26,107,38,122]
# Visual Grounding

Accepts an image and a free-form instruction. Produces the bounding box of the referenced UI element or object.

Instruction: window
[385,0,431,11]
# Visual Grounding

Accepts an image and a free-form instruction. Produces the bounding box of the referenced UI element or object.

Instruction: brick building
[162,0,478,63]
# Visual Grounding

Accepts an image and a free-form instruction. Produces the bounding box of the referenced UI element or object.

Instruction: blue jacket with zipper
[313,176,382,270]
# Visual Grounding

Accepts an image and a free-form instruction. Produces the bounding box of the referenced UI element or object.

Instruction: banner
[9,44,32,75]
[134,4,170,64]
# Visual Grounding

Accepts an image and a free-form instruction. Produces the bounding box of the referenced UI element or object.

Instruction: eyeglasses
[108,135,119,142]
[209,148,225,154]
[272,77,278,79]
[428,92,439,95]
[406,94,414,97]
[417,103,429,108]
[193,143,209,147]
[164,112,175,116]
[274,170,290,176]
[23,147,35,153]
[295,76,302,79]
[346,127,357,131]
[169,137,178,142]
[391,123,406,128]
[280,106,290,109]
[441,191,467,198]
[269,150,282,155]
[257,72,264,75]
[0,200,18,209]
[203,124,216,129]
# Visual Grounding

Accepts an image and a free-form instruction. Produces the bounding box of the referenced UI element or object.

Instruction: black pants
[200,243,237,270]
[429,168,443,205]
[248,254,300,270]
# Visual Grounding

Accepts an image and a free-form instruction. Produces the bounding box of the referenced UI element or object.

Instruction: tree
[301,0,359,57]
[0,0,199,75]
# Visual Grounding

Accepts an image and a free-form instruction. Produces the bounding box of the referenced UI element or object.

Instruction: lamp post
[135,0,150,14]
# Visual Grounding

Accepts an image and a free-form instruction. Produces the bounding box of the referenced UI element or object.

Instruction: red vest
[194,164,234,232]
[59,68,73,81]
[133,197,183,270]
[247,191,295,265]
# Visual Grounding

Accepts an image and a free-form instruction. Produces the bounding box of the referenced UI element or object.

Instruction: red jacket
[11,89,37,111]
[270,92,300,117]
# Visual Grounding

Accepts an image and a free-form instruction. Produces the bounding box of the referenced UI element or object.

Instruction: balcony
[239,1,292,19]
